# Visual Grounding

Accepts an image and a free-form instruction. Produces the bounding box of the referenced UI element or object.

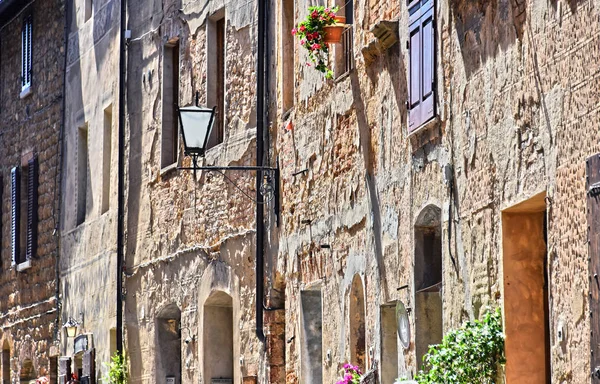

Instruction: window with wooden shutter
[587,153,600,380]
[26,156,38,260]
[408,0,435,131]
[11,167,20,266]
[82,348,95,384]
[21,15,32,91]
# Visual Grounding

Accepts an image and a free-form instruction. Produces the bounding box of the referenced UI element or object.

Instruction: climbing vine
[415,308,505,384]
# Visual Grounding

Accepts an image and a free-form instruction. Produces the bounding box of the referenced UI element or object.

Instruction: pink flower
[300,40,306,45]
[311,43,321,50]
[305,62,311,66]
[325,8,330,12]
[311,10,319,18]
[291,27,297,35]
[299,25,306,32]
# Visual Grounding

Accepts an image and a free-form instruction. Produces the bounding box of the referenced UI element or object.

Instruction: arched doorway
[414,205,443,371]
[203,291,233,382]
[19,360,35,384]
[2,341,10,384]
[349,274,366,371]
[156,304,181,384]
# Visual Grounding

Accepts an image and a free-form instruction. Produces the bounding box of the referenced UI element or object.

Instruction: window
[408,0,435,131]
[414,205,442,371]
[2,341,10,384]
[21,15,32,96]
[161,39,179,169]
[334,0,354,78]
[349,274,366,371]
[102,105,112,213]
[77,125,88,225]
[281,0,295,112]
[207,13,225,149]
[11,155,38,270]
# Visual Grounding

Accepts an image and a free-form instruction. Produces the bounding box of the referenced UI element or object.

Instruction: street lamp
[177,105,217,159]
[176,103,279,204]
[63,317,79,338]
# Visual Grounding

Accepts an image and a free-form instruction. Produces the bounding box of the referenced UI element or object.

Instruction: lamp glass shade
[63,317,78,338]
[179,106,216,155]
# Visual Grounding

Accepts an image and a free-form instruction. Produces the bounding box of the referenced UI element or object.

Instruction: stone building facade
[0,0,65,380]
[57,0,121,377]
[116,0,600,381]
[275,0,599,383]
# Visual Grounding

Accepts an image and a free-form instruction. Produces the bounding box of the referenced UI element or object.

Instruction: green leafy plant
[103,352,127,384]
[415,308,505,384]
[292,6,340,78]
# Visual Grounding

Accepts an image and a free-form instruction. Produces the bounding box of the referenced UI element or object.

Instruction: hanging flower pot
[323,16,346,44]
[292,6,343,79]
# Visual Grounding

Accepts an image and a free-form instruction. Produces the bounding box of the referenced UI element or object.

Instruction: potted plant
[292,6,346,78]
[336,363,362,384]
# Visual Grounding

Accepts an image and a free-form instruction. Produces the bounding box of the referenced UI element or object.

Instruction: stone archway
[203,291,233,382]
[414,204,443,371]
[2,340,10,384]
[155,304,182,384]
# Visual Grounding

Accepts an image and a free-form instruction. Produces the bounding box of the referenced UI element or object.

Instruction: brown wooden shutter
[11,166,20,266]
[26,155,38,260]
[82,348,95,384]
[587,153,600,381]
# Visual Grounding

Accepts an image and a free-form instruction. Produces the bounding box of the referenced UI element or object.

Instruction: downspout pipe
[255,0,266,343]
[116,0,127,355]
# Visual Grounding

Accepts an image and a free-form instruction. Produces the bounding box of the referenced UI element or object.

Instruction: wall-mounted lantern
[63,317,79,338]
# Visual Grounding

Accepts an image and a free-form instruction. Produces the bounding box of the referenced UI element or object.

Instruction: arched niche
[203,291,233,382]
[155,303,182,384]
[2,340,10,384]
[349,274,366,371]
[414,204,443,371]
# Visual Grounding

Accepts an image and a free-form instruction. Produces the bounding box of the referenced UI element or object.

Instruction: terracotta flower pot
[323,17,346,44]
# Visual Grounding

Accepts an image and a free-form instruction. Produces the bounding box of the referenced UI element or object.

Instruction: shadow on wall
[451,0,523,79]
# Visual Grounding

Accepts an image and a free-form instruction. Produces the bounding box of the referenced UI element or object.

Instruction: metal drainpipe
[255,0,266,343]
[116,0,127,355]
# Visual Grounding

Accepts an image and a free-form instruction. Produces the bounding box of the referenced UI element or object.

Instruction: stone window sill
[16,260,31,272]
[408,115,441,149]
[20,85,32,99]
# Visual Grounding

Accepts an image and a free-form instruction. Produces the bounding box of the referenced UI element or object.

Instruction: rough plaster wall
[0,0,65,378]
[276,0,600,381]
[59,0,121,377]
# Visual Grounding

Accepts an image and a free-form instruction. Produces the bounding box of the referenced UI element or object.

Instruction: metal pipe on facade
[116,0,127,355]
[255,0,266,343]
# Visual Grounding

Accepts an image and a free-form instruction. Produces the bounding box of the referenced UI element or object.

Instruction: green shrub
[103,352,127,384]
[415,308,505,384]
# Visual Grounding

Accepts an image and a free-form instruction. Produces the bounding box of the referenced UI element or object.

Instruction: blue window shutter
[26,156,38,260]
[408,0,435,132]
[11,167,20,266]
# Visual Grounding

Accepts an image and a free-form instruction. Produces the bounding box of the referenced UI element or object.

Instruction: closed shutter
[21,16,32,89]
[11,166,20,266]
[82,348,95,384]
[587,153,600,381]
[408,0,435,131]
[26,155,38,260]
[58,357,72,384]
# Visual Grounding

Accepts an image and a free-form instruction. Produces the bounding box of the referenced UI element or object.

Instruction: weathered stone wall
[58,0,120,376]
[274,0,599,382]
[124,0,271,383]
[0,0,65,379]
